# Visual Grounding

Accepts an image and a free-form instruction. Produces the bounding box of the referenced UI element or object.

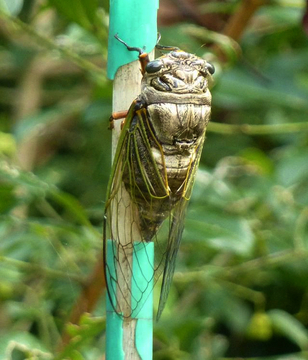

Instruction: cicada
[104,36,214,320]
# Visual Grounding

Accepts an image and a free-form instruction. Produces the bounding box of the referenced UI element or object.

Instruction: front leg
[109,110,128,130]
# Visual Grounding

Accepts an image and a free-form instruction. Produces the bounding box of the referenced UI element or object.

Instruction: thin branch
[226,249,307,276]
[222,0,267,41]
[212,0,267,62]
[219,279,266,308]
[174,249,308,284]
[208,121,308,135]
[0,255,84,283]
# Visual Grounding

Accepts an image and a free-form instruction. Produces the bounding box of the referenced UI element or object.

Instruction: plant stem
[208,121,308,135]
[0,255,84,283]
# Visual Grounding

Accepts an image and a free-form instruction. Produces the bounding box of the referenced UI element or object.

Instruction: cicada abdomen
[104,41,214,319]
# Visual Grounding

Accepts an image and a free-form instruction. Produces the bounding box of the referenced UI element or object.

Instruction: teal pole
[106,240,154,359]
[107,0,159,80]
[106,1,158,359]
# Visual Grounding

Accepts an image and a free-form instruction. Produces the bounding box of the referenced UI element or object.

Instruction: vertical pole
[106,1,158,358]
[106,58,154,360]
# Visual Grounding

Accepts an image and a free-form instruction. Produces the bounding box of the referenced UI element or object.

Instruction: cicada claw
[109,110,128,130]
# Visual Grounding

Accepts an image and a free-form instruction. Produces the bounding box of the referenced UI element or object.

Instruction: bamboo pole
[106,56,156,360]
[106,1,158,358]
[106,58,154,359]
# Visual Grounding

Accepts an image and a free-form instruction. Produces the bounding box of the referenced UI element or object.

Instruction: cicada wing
[156,197,188,320]
[104,102,142,317]
[105,100,207,319]
[104,102,169,318]
[156,136,206,320]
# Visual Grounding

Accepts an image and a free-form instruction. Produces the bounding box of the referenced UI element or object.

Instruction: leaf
[240,147,274,175]
[268,309,308,350]
[214,50,308,112]
[302,0,308,35]
[50,189,94,229]
[13,101,84,142]
[0,183,15,213]
[83,100,112,124]
[48,0,98,32]
[276,150,308,187]
[186,212,255,256]
[58,315,105,359]
[0,160,98,234]
[0,0,24,15]
[0,132,16,155]
[0,331,50,359]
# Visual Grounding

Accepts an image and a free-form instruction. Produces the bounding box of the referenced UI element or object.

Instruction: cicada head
[142,51,215,95]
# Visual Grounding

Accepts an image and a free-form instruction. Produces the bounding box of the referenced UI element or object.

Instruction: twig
[208,121,308,135]
[0,255,84,283]
[222,0,267,41]
[173,249,308,284]
[219,279,266,309]
[226,249,307,276]
[213,0,267,62]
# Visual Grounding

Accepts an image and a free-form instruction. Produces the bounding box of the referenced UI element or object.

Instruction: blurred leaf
[0,0,24,15]
[0,183,15,213]
[240,148,274,175]
[0,160,99,234]
[0,332,50,358]
[83,99,112,124]
[48,0,99,32]
[50,189,94,228]
[13,101,85,142]
[276,150,308,187]
[58,315,105,358]
[303,0,308,35]
[214,66,308,111]
[0,132,16,155]
[187,213,254,256]
[268,309,308,350]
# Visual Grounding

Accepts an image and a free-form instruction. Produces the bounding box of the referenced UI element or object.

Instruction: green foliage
[1,0,308,359]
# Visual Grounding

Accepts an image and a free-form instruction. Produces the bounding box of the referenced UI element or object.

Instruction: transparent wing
[155,137,205,320]
[104,100,205,319]
[104,101,169,318]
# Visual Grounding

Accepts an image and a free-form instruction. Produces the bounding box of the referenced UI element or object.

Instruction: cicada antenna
[155,33,179,51]
[114,34,150,74]
[155,43,179,52]
[114,33,144,56]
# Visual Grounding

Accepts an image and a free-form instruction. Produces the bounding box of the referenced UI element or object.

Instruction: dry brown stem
[213,0,267,62]
[223,0,267,41]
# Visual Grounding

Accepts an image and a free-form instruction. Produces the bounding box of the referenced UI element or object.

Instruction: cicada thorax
[122,51,213,242]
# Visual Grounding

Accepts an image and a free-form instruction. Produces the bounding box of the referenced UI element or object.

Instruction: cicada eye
[206,63,215,75]
[145,60,163,73]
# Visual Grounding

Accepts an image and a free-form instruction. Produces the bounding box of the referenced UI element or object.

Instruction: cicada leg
[109,110,128,130]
